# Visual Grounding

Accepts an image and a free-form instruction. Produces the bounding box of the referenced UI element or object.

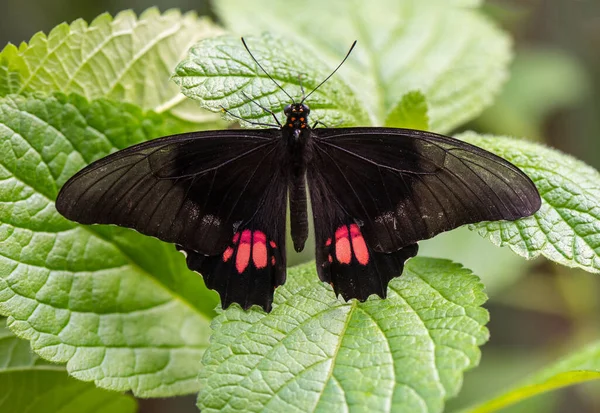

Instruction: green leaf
[0,93,217,397]
[199,259,489,412]
[0,8,223,124]
[0,319,137,412]
[458,131,600,274]
[0,44,26,96]
[173,33,370,128]
[465,340,600,413]
[213,0,511,132]
[385,90,430,130]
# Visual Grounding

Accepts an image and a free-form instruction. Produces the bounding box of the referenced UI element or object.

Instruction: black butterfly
[55,40,541,312]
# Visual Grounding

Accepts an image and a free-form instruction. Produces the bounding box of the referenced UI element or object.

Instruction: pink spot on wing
[349,224,360,237]
[222,246,234,262]
[325,238,332,247]
[271,256,276,266]
[270,240,277,248]
[253,231,267,243]
[328,254,333,263]
[236,243,250,273]
[252,231,268,269]
[240,229,252,243]
[349,224,369,265]
[335,225,352,264]
[232,232,240,243]
[335,226,349,240]
[236,229,252,273]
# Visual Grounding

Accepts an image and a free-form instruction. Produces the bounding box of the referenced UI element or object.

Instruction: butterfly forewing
[309,128,541,253]
[56,130,282,255]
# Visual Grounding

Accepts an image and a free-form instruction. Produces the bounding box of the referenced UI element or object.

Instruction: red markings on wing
[236,229,252,273]
[222,229,278,272]
[252,230,268,269]
[349,224,369,265]
[253,231,267,243]
[327,224,370,266]
[334,226,352,264]
[222,247,234,262]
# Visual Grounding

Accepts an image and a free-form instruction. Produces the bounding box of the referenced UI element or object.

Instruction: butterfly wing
[177,183,287,311]
[308,127,540,300]
[56,129,287,311]
[309,174,419,301]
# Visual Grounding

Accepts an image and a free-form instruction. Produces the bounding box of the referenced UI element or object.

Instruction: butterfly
[55,39,541,312]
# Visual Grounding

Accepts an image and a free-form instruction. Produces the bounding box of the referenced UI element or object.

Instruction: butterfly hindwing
[177,175,287,311]
[309,172,419,301]
[310,127,541,253]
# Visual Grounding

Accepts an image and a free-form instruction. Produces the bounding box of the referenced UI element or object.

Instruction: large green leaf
[213,0,511,132]
[0,319,137,412]
[458,132,600,274]
[0,93,218,397]
[465,340,600,413]
[173,33,370,128]
[0,8,223,125]
[199,259,489,412]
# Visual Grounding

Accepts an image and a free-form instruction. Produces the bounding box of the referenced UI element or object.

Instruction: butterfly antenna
[241,37,295,103]
[301,40,357,103]
[298,73,306,100]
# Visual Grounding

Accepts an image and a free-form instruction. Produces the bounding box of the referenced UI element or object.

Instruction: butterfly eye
[297,103,309,115]
[284,104,292,115]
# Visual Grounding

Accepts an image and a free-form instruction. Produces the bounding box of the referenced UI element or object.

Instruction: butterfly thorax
[283,103,311,142]
[282,102,312,175]
[281,102,312,253]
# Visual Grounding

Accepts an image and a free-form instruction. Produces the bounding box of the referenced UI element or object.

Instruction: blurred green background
[1,1,599,412]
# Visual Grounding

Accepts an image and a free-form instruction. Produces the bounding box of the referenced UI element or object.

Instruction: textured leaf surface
[385,90,429,130]
[214,0,511,132]
[0,93,218,397]
[0,319,137,412]
[199,259,489,413]
[173,33,370,128]
[0,8,222,124]
[466,340,600,413]
[459,132,600,274]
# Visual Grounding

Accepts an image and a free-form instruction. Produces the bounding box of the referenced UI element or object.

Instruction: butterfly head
[284,103,310,137]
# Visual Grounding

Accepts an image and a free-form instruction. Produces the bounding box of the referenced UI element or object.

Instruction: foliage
[0,2,598,412]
